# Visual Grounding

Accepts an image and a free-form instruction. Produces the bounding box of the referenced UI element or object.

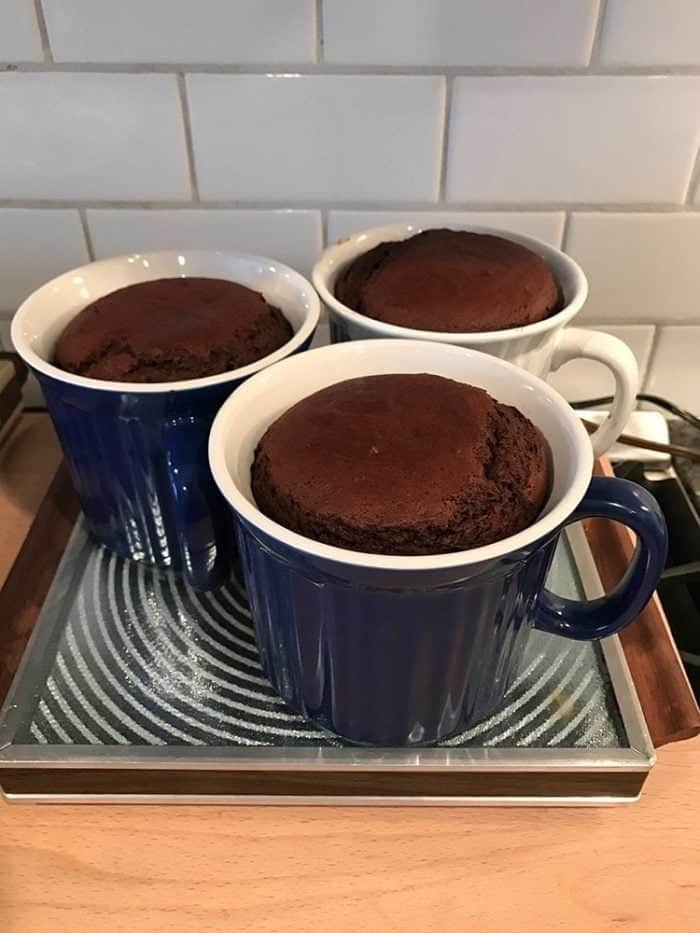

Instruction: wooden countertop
[1,416,699,932]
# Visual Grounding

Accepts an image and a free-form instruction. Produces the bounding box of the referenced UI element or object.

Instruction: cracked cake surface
[54,276,293,382]
[252,373,550,555]
[335,229,561,333]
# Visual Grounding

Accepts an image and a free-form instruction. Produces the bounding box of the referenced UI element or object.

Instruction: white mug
[312,224,638,456]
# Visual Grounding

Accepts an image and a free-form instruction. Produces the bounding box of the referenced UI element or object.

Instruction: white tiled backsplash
[1,0,699,410]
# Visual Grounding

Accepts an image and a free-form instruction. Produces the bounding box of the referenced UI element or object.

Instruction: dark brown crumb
[252,374,550,555]
[54,277,293,383]
[334,229,561,333]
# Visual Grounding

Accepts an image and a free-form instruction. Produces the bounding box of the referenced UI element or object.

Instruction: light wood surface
[0,414,62,588]
[1,416,699,933]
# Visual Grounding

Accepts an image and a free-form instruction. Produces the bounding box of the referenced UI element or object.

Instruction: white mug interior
[209,339,594,572]
[11,249,320,393]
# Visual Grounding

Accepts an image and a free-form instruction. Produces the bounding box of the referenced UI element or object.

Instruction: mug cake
[334,229,561,333]
[54,276,293,382]
[252,373,550,555]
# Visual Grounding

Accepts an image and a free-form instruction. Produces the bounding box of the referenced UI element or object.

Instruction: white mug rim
[11,248,321,394]
[312,223,588,343]
[209,339,594,572]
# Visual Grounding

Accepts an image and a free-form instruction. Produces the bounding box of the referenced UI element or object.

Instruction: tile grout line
[683,145,700,205]
[642,325,663,392]
[32,0,53,63]
[318,207,329,322]
[1,199,700,213]
[176,73,200,202]
[583,321,660,329]
[639,323,657,390]
[77,208,95,260]
[3,62,700,77]
[588,0,609,68]
[436,76,453,201]
[314,0,324,64]
[559,212,571,252]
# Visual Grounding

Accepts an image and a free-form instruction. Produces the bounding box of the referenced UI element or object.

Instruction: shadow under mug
[209,340,667,746]
[312,224,639,457]
[12,250,320,591]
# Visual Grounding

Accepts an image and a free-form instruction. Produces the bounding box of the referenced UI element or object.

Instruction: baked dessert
[54,277,293,382]
[335,229,561,333]
[252,373,550,555]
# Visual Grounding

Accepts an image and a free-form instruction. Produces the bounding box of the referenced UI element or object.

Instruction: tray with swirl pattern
[0,470,654,805]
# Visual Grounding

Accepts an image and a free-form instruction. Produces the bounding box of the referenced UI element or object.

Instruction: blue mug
[210,340,667,745]
[12,250,320,590]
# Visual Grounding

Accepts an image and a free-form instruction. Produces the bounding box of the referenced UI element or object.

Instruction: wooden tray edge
[583,458,700,748]
[0,462,79,707]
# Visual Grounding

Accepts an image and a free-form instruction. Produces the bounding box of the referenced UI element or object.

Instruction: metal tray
[0,493,653,806]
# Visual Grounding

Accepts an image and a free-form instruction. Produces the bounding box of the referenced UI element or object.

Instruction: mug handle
[534,476,668,640]
[550,328,638,457]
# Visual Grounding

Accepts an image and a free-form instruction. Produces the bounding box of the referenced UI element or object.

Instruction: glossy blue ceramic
[235,475,666,745]
[12,250,320,590]
[210,340,668,746]
[38,373,244,590]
